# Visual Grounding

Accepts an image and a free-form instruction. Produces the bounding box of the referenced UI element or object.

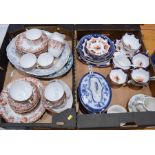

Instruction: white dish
[20,53,37,69]
[113,52,131,70]
[109,69,127,85]
[25,29,42,41]
[132,53,149,68]
[131,68,150,84]
[44,81,65,102]
[107,105,127,113]
[9,80,33,102]
[37,53,54,68]
[122,33,141,52]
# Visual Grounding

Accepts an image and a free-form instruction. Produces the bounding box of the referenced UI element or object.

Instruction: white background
[0,0,155,155]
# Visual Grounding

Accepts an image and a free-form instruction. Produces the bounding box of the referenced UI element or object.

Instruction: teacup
[109,69,127,85]
[131,68,150,85]
[20,53,37,70]
[37,52,54,68]
[8,80,33,102]
[25,29,42,41]
[44,80,66,108]
[122,33,141,52]
[107,105,127,114]
[132,53,149,68]
[144,96,155,111]
[113,52,131,70]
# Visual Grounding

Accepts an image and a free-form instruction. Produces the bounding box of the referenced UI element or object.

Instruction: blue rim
[77,34,115,66]
[78,72,112,113]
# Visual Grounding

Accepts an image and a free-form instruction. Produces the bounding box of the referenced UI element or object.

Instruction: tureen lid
[78,72,112,113]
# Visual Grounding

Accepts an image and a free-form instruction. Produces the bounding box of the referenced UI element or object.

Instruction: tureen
[109,69,127,85]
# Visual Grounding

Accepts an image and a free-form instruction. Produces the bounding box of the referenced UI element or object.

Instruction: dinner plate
[78,72,112,113]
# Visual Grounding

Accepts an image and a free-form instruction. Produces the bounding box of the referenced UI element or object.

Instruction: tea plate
[7,35,71,77]
[78,72,112,113]
[0,77,45,123]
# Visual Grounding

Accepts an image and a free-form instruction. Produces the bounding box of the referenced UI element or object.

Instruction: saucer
[0,77,45,123]
[78,72,112,113]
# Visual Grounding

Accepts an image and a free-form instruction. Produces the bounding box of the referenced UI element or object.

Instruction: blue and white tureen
[78,72,112,113]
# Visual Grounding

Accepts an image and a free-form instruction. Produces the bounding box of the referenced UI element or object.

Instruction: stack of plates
[6,29,73,78]
[78,72,112,113]
[77,34,115,67]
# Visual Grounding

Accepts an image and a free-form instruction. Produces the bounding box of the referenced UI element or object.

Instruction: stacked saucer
[77,34,115,67]
[0,77,45,123]
[7,29,73,78]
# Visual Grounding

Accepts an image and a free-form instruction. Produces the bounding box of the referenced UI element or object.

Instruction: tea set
[1,29,155,123]
[77,33,155,114]
[6,28,73,78]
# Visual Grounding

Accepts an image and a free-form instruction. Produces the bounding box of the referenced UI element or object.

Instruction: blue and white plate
[77,34,115,66]
[78,72,112,113]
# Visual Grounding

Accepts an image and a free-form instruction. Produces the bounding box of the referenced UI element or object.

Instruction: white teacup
[37,52,54,68]
[25,29,42,41]
[44,80,65,103]
[9,80,33,102]
[20,53,37,70]
[144,97,155,111]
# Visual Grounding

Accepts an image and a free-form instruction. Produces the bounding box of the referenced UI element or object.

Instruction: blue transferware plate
[78,72,112,113]
[77,34,115,65]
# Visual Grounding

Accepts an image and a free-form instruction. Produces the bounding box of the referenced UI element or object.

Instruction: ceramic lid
[78,72,112,113]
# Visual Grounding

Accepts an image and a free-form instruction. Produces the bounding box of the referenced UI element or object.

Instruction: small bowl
[44,80,65,106]
[9,80,33,102]
[109,69,127,85]
[113,52,131,70]
[20,53,37,70]
[25,29,42,41]
[131,68,150,84]
[132,53,149,68]
[107,105,127,114]
[37,53,54,68]
[122,33,141,52]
